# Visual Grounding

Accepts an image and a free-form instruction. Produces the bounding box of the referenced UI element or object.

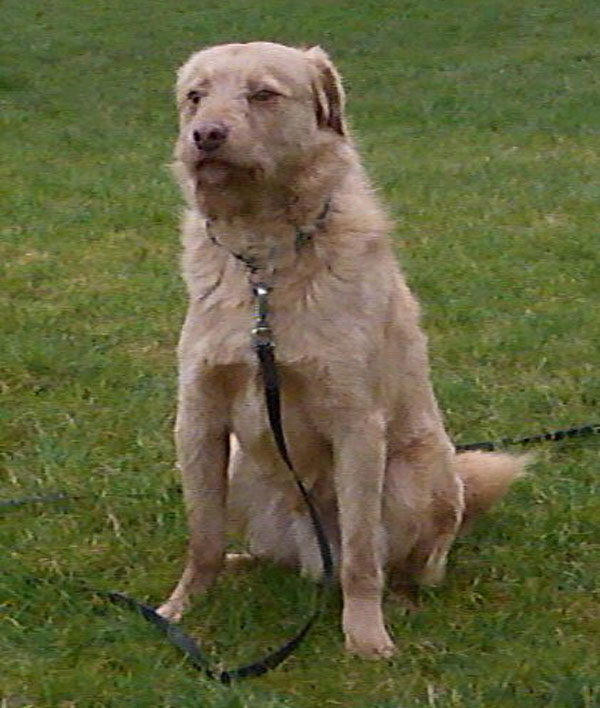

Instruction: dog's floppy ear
[304,46,346,136]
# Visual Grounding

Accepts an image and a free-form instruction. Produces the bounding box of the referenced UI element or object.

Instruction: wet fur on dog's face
[175,42,345,187]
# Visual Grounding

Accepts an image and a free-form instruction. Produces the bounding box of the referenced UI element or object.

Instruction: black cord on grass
[2,423,598,512]
[0,491,74,509]
[455,422,599,452]
[0,489,179,511]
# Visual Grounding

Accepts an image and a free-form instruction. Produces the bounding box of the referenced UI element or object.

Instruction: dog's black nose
[192,122,229,152]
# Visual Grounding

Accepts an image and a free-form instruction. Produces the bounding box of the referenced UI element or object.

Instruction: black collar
[205,198,331,276]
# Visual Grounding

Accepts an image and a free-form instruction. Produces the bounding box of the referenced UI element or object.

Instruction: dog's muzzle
[192,122,230,152]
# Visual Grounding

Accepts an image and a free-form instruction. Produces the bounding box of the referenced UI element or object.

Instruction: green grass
[2,0,599,706]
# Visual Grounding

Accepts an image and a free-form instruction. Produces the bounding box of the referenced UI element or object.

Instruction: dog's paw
[224,551,256,570]
[389,582,420,615]
[156,598,186,623]
[343,598,396,658]
[344,627,397,659]
[418,540,451,586]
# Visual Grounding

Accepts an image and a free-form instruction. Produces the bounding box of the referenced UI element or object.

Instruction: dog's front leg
[333,413,395,658]
[157,368,229,622]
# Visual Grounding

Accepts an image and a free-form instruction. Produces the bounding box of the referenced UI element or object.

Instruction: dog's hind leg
[384,433,463,588]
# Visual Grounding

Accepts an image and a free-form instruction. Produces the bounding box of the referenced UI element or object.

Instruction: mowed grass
[1,0,599,706]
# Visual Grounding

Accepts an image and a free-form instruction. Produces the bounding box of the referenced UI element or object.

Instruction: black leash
[107,413,597,679]
[455,423,600,452]
[4,420,598,511]
[3,195,596,679]
[0,491,74,509]
[251,283,334,584]
[106,590,319,684]
[3,209,336,683]
[107,280,334,684]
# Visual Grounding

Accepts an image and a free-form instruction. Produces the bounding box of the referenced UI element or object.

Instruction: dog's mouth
[194,158,232,185]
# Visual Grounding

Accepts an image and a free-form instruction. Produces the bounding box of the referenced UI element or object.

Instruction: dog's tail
[453,450,531,532]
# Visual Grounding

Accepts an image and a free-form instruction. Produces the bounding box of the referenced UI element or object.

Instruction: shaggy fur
[157,41,528,657]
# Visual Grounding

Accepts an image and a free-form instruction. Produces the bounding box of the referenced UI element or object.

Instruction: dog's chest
[228,361,333,481]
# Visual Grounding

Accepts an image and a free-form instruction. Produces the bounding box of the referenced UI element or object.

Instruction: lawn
[1,0,599,706]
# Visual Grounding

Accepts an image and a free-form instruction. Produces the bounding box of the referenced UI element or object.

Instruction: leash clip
[252,323,273,348]
[252,282,274,349]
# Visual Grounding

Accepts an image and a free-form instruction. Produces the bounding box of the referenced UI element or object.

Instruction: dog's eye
[187,90,203,106]
[250,89,279,102]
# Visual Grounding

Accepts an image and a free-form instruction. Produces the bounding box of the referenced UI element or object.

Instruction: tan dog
[157,41,528,658]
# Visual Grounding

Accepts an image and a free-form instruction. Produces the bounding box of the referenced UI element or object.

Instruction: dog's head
[174,42,347,186]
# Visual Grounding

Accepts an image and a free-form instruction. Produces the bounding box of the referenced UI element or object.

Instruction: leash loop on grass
[107,588,322,683]
[107,592,213,673]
